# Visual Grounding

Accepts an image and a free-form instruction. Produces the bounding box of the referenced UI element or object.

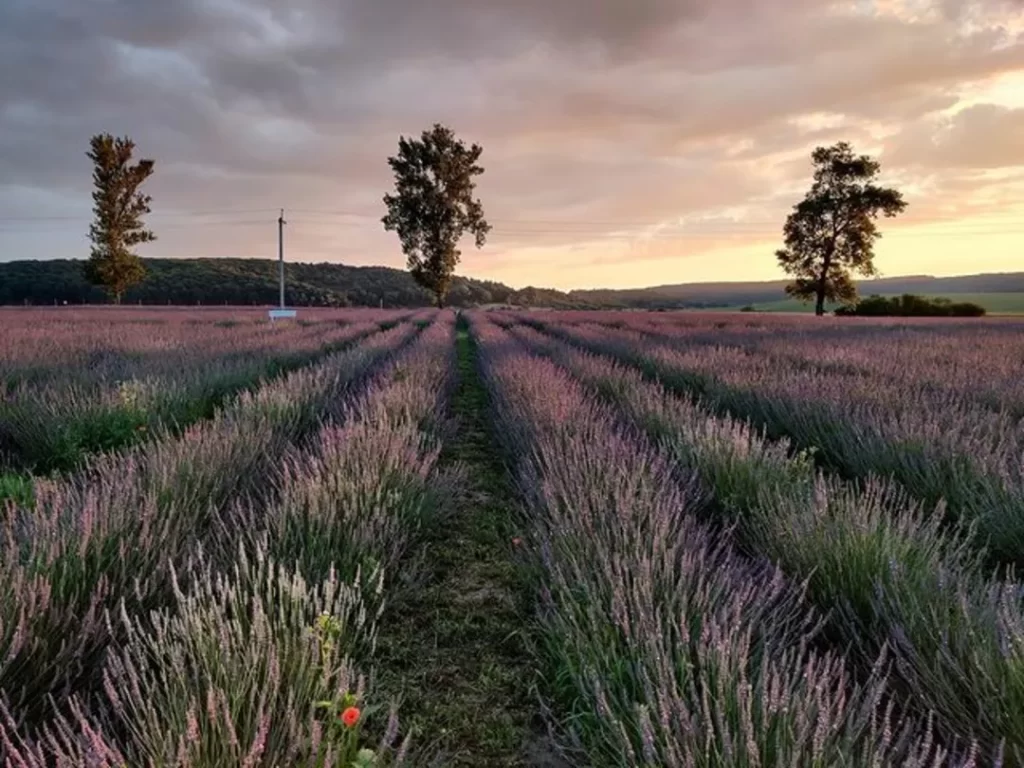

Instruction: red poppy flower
[341,707,360,728]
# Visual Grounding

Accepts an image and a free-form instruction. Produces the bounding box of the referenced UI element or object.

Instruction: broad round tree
[777,142,906,316]
[382,123,490,309]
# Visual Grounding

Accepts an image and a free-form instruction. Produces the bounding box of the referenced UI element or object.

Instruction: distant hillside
[0,258,593,309]
[2,258,1021,312]
[570,273,1024,309]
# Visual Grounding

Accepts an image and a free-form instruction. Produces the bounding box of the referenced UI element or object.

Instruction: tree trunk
[435,293,445,309]
[816,213,841,317]
[815,252,833,316]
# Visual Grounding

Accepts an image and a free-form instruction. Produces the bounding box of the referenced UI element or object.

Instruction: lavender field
[1,307,1023,767]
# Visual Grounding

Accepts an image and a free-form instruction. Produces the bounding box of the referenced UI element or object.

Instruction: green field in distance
[731,292,1024,315]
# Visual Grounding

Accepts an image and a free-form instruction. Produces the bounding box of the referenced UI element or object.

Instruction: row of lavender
[528,313,1024,574]
[470,313,971,767]
[559,311,1024,414]
[0,309,410,475]
[1,311,457,765]
[493,315,1024,764]
[0,308,404,378]
[624,313,1024,422]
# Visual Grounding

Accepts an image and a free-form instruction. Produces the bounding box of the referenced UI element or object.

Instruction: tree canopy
[382,123,491,308]
[85,133,156,303]
[776,142,907,315]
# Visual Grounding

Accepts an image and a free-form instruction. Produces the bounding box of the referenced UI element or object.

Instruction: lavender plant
[0,315,400,476]
[0,545,409,767]
[235,317,462,595]
[534,317,1024,572]
[470,313,956,767]
[0,322,419,737]
[506,319,1022,763]
[623,316,1024,416]
[0,312,461,765]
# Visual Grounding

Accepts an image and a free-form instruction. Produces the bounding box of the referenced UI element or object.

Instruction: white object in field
[269,309,297,320]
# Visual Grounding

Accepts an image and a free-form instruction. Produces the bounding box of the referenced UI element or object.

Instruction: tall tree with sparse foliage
[382,123,490,308]
[776,142,907,316]
[85,133,156,303]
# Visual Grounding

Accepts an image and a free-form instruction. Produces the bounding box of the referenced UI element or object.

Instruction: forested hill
[0,258,592,308]
[2,258,1021,310]
[569,273,1024,309]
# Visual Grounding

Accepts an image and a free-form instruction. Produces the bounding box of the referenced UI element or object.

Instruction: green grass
[731,291,1024,314]
[923,292,1024,314]
[373,318,546,767]
[0,472,33,506]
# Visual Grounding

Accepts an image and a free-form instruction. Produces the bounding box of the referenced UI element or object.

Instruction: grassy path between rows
[375,319,558,766]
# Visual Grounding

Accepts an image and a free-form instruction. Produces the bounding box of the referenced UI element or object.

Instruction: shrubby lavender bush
[4,306,1019,766]
[0,545,409,767]
[234,316,463,602]
[537,316,1024,572]
[469,313,956,767]
[506,317,1023,763]
[0,313,408,475]
[0,321,420,742]
[1,311,463,765]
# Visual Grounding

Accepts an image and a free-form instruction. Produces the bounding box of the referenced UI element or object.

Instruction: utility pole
[278,208,286,309]
[268,209,296,321]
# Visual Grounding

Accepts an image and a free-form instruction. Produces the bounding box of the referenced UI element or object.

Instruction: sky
[1,0,1023,291]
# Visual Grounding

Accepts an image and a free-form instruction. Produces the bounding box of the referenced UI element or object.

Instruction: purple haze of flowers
[0,320,419,742]
[1,312,457,764]
[0,311,416,475]
[468,312,957,767]
[533,315,1024,574]
[502,317,1022,764]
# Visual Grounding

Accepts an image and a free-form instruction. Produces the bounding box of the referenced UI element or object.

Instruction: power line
[288,217,1024,235]
[2,209,1023,238]
[3,204,1022,229]
[0,219,271,234]
[0,208,280,222]
[281,208,1024,230]
[261,210,1024,236]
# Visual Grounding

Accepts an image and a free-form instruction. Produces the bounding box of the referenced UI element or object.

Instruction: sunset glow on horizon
[2,0,1023,292]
